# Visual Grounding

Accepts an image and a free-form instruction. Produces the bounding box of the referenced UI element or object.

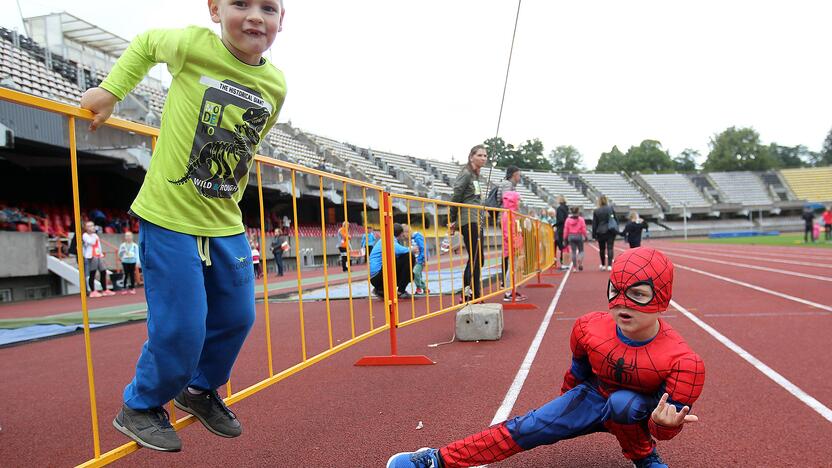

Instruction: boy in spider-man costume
[388,247,705,468]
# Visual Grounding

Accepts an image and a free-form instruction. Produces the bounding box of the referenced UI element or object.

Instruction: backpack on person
[608,213,618,233]
[484,185,501,208]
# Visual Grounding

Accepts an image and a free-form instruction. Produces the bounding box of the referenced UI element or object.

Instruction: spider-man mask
[607,247,673,313]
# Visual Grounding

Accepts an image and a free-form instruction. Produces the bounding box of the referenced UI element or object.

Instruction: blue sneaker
[387,448,443,468]
[632,448,668,468]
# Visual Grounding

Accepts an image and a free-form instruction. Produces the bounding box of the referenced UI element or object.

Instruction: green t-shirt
[100,26,287,236]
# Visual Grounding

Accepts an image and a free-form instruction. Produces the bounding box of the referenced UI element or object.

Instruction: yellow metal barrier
[0,87,561,466]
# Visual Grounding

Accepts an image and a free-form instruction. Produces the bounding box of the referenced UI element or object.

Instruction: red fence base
[525,283,556,289]
[355,355,435,366]
[503,303,538,310]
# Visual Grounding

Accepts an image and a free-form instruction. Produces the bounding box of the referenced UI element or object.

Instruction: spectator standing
[450,145,487,302]
[563,206,588,272]
[802,208,815,243]
[823,206,832,242]
[270,228,287,277]
[621,211,649,248]
[338,221,351,272]
[501,191,527,302]
[118,231,139,295]
[555,196,569,268]
[592,195,617,271]
[82,221,113,297]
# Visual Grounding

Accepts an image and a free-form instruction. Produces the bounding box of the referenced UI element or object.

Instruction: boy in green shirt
[81,0,286,452]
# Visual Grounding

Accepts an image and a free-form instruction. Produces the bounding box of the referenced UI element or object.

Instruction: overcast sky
[3,0,831,168]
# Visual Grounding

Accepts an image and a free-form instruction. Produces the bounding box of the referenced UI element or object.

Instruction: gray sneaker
[174,389,241,438]
[113,405,181,452]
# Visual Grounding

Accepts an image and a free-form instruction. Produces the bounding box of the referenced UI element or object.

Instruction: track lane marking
[489,269,572,426]
[656,246,832,269]
[660,250,832,283]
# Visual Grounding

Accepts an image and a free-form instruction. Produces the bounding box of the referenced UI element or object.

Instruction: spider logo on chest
[604,350,637,385]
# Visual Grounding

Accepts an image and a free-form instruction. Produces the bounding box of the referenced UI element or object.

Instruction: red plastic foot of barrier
[354,355,435,366]
[503,303,539,310]
[525,283,556,289]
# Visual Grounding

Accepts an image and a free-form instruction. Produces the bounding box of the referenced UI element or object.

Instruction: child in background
[411,227,428,296]
[501,191,527,302]
[82,221,113,297]
[338,220,351,272]
[118,231,139,295]
[251,242,262,279]
[563,206,587,272]
[80,0,287,452]
[388,248,705,468]
[621,211,650,248]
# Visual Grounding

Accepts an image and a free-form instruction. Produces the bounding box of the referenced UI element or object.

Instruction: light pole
[682,202,689,240]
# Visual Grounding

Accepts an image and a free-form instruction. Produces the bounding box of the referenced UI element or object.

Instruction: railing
[0,87,556,466]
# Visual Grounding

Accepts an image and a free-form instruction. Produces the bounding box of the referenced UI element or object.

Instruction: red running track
[0,240,830,466]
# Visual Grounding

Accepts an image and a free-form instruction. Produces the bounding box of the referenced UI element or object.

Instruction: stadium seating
[368,149,454,198]
[266,127,324,168]
[780,166,832,203]
[708,172,775,207]
[635,173,711,211]
[523,171,595,212]
[578,173,658,212]
[305,134,414,194]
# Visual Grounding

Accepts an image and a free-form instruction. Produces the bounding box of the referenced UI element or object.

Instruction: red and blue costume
[437,248,706,467]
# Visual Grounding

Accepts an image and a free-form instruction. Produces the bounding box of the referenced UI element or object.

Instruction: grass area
[676,232,832,248]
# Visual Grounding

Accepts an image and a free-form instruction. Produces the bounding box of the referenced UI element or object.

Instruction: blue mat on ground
[279,263,503,301]
[0,323,110,347]
[708,230,780,239]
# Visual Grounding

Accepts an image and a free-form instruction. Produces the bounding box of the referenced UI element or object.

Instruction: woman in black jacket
[450,145,487,301]
[592,195,616,271]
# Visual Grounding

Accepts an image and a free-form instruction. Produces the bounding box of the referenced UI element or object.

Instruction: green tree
[769,144,810,168]
[596,145,626,172]
[549,145,584,172]
[703,127,776,171]
[814,127,832,166]
[673,149,699,172]
[623,140,674,172]
[483,137,552,171]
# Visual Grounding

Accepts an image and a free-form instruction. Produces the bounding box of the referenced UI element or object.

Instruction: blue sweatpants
[504,382,657,449]
[123,220,256,410]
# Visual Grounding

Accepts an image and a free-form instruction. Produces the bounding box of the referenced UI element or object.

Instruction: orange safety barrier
[0,87,559,466]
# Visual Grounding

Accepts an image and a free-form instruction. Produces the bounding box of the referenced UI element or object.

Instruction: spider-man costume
[437,248,705,467]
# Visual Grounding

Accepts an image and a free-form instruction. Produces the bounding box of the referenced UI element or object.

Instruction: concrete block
[456,303,503,341]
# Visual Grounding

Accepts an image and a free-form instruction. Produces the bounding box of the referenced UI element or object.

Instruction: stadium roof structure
[25,12,130,57]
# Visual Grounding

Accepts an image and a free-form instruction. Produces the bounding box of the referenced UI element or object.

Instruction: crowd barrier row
[0,87,556,467]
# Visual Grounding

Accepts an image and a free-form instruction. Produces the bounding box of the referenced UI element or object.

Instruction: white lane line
[674,263,832,313]
[665,243,832,261]
[489,269,572,426]
[671,300,832,423]
[663,250,832,283]
[703,311,829,318]
[658,246,832,270]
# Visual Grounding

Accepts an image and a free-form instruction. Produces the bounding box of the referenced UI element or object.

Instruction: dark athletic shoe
[174,389,241,438]
[113,404,181,452]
